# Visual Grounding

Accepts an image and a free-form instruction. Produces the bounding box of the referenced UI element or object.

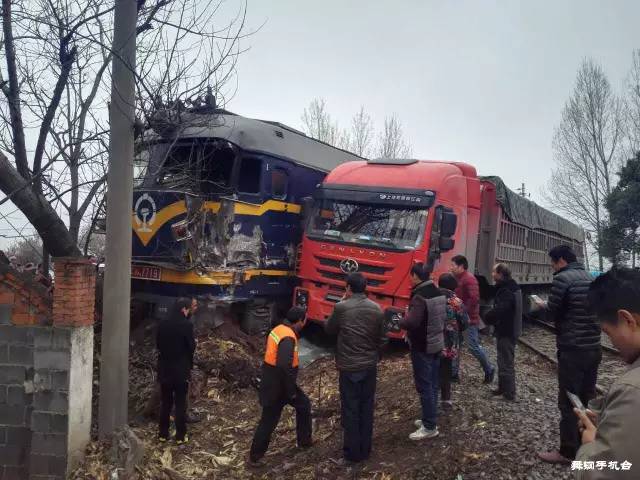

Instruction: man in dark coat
[484,263,522,401]
[538,245,602,464]
[249,306,312,466]
[157,297,196,444]
[325,272,386,464]
[400,263,445,441]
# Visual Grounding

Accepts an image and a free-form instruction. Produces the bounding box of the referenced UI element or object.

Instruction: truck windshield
[308,200,428,250]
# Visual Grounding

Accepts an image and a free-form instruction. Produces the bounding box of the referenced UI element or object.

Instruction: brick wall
[0,258,95,480]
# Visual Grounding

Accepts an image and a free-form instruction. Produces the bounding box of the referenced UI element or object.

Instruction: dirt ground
[73,326,581,480]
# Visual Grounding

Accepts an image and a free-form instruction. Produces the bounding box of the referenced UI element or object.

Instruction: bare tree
[0,0,248,257]
[376,114,412,159]
[5,237,42,266]
[350,106,373,157]
[626,49,640,155]
[544,58,625,271]
[301,98,349,148]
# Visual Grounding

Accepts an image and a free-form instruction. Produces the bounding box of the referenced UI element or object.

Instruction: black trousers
[339,367,377,462]
[557,349,601,459]
[159,381,188,440]
[250,385,312,461]
[497,336,516,399]
[439,357,452,401]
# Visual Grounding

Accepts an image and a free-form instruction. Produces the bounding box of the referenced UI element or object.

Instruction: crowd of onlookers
[153,245,639,478]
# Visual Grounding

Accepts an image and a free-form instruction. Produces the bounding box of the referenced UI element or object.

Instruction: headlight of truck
[384,308,404,333]
[295,288,309,310]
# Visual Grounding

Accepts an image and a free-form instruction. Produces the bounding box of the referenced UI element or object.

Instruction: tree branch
[2,0,31,179]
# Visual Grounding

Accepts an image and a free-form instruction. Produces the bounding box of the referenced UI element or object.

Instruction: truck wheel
[242,300,277,336]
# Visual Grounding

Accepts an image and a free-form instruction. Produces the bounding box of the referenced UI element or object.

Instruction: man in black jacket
[537,245,602,464]
[399,263,445,441]
[326,272,386,464]
[484,263,522,401]
[157,297,196,444]
[249,307,311,466]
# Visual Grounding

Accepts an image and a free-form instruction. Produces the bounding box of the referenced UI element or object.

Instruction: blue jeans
[462,325,494,376]
[410,351,440,430]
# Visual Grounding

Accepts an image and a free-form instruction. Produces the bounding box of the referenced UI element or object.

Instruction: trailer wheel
[242,299,277,336]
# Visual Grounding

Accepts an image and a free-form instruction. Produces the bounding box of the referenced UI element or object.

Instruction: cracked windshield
[308,200,428,250]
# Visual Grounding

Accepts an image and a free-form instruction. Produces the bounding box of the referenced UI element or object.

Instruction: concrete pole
[98,0,137,438]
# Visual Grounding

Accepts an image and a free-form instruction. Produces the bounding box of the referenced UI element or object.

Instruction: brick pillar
[0,259,96,479]
[51,258,96,475]
[52,258,96,328]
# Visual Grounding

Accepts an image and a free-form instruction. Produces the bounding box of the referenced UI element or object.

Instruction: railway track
[517,321,627,394]
[530,318,620,355]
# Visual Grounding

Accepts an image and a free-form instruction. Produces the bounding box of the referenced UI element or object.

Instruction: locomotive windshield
[307,200,428,251]
[135,138,238,194]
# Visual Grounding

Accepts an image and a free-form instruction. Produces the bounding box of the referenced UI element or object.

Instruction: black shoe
[491,389,504,396]
[483,368,495,384]
[248,456,265,467]
[503,394,516,402]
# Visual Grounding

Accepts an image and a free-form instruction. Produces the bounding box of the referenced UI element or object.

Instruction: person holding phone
[537,246,602,465]
[571,267,640,479]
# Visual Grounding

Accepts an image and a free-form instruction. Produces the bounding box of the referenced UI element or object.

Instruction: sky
[229,0,639,200]
[1,0,639,249]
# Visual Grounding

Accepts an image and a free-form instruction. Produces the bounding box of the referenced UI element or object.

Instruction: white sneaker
[409,426,439,441]
[414,419,423,428]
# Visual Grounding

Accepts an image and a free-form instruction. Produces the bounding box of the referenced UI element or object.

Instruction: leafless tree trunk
[0,0,249,256]
[626,49,640,156]
[350,106,373,157]
[301,98,349,148]
[376,114,412,159]
[544,58,625,271]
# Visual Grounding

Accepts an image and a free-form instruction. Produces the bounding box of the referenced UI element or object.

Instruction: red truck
[294,159,584,337]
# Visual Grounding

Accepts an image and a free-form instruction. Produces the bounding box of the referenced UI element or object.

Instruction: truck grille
[317,269,384,287]
[315,256,391,275]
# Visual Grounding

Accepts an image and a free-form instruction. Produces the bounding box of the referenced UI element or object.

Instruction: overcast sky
[2,0,639,249]
[231,0,639,200]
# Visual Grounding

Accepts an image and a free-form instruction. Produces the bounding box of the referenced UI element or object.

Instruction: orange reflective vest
[264,324,299,368]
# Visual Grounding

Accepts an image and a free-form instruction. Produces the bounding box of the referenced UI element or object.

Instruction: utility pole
[517,183,530,198]
[99,0,137,438]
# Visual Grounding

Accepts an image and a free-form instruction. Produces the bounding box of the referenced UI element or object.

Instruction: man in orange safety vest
[249,306,312,466]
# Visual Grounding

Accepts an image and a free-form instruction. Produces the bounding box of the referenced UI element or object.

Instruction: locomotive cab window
[238,157,262,194]
[271,169,288,200]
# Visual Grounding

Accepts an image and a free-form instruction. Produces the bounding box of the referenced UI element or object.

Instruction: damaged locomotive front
[130,109,361,334]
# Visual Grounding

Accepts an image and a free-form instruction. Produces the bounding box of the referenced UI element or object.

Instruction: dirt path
[74,334,587,480]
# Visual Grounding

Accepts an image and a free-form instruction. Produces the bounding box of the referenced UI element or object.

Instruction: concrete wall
[0,258,96,480]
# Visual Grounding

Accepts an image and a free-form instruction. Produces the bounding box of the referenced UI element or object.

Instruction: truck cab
[295,159,481,337]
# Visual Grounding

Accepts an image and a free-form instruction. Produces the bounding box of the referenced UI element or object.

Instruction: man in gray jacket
[399,263,445,441]
[326,272,386,464]
[573,267,640,479]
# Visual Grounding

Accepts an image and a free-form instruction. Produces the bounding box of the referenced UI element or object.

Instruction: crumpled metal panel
[170,197,267,272]
[226,225,264,268]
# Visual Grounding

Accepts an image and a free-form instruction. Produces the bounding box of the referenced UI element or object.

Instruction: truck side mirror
[441,211,457,237]
[439,236,455,251]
